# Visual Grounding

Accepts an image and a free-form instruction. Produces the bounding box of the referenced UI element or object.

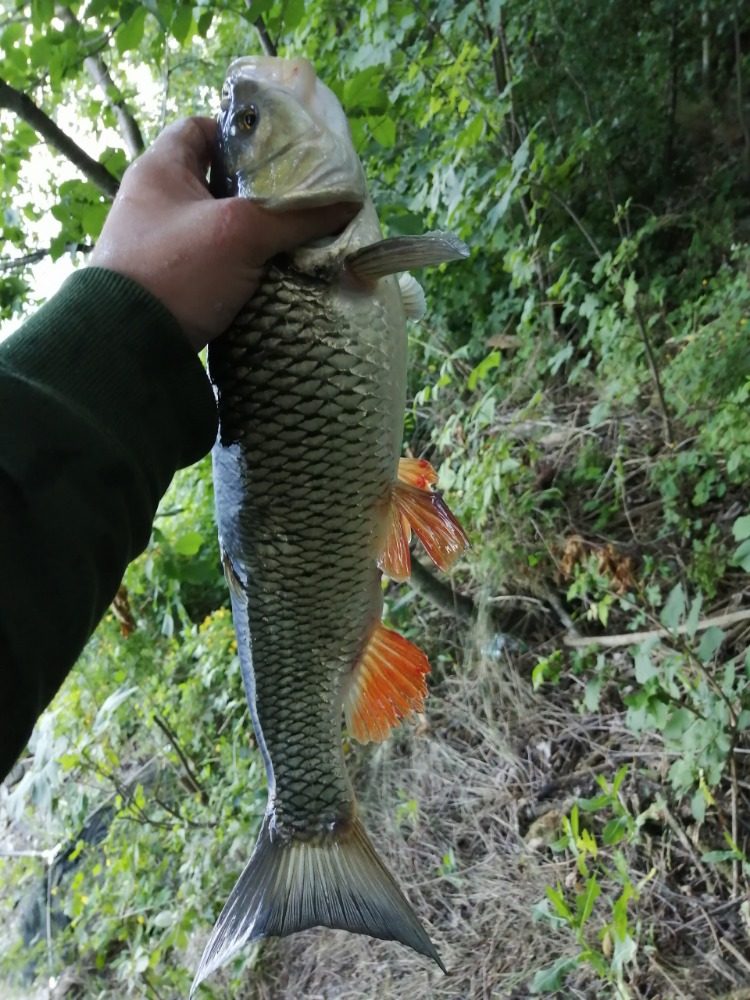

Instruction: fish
[192,55,469,995]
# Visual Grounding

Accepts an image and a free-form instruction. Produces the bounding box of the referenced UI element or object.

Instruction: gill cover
[215,56,367,209]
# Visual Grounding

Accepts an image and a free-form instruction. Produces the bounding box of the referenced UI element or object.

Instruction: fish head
[215,56,367,210]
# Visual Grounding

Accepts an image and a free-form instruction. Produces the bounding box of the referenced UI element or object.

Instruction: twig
[633,299,674,447]
[58,6,144,159]
[476,0,506,97]
[545,590,579,636]
[720,935,750,977]
[730,753,740,897]
[0,78,119,196]
[662,806,719,895]
[408,557,476,622]
[253,12,277,56]
[153,713,208,803]
[407,557,535,639]
[563,607,750,649]
[0,242,93,271]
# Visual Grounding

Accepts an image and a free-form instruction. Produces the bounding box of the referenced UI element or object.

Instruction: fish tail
[190,811,445,994]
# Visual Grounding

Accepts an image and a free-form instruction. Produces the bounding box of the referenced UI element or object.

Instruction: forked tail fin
[190,813,445,995]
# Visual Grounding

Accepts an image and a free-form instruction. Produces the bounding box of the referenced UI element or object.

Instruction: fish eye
[239,105,259,131]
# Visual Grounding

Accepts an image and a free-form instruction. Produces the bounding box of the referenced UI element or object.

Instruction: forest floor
[235,594,750,999]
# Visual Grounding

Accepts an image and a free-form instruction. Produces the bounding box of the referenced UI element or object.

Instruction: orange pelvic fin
[344,623,430,743]
[379,458,469,582]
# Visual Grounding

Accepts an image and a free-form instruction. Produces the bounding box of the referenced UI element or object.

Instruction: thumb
[218,199,360,264]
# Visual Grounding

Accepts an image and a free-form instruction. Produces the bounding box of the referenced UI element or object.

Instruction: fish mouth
[235,145,366,211]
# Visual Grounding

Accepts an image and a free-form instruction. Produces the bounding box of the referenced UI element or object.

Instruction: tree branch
[0,78,119,197]
[563,607,750,649]
[250,8,277,56]
[407,557,539,639]
[0,242,93,272]
[153,713,208,803]
[58,6,145,160]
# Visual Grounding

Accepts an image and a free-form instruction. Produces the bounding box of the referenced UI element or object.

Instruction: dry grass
[230,617,750,1000]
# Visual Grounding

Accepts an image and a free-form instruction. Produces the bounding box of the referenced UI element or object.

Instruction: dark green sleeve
[0,267,218,780]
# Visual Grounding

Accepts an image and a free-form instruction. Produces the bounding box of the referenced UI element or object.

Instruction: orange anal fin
[345,624,430,744]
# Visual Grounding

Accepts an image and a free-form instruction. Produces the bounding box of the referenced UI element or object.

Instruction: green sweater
[0,267,217,781]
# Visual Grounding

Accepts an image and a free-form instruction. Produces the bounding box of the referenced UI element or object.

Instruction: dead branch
[408,557,540,639]
[563,607,750,649]
[0,78,119,197]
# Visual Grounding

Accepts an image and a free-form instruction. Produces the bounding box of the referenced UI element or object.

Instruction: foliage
[1,0,750,997]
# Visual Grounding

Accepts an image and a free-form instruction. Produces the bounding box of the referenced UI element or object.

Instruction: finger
[222,200,360,262]
[145,116,219,181]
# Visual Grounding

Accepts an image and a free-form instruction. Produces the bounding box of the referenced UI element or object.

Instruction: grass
[234,603,750,1000]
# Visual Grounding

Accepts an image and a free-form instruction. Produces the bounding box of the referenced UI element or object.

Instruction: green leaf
[82,202,109,239]
[697,626,724,663]
[602,816,630,846]
[369,116,396,148]
[732,537,750,572]
[344,66,388,113]
[660,583,685,630]
[196,9,213,37]
[577,876,600,925]
[633,642,658,683]
[244,0,274,18]
[529,955,578,993]
[467,350,500,391]
[29,37,51,68]
[732,515,750,541]
[152,909,175,928]
[117,6,147,54]
[171,5,194,44]
[701,849,737,864]
[685,592,703,639]
[31,0,55,30]
[173,530,203,556]
[622,273,638,312]
[583,674,602,711]
[281,0,305,31]
[545,885,573,920]
[2,23,25,47]
[663,706,696,742]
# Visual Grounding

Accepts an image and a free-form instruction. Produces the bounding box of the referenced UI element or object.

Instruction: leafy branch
[0,78,120,197]
[0,243,93,272]
[58,6,145,160]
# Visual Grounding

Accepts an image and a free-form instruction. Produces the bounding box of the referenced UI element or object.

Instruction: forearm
[0,267,217,780]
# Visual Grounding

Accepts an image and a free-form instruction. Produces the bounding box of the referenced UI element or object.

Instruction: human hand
[90,117,357,351]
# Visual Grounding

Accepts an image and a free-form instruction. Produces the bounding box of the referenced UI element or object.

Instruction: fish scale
[209,262,401,836]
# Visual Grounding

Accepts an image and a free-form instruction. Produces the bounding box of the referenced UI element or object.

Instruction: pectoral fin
[345,231,469,281]
[379,458,469,581]
[398,273,426,320]
[344,623,430,743]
